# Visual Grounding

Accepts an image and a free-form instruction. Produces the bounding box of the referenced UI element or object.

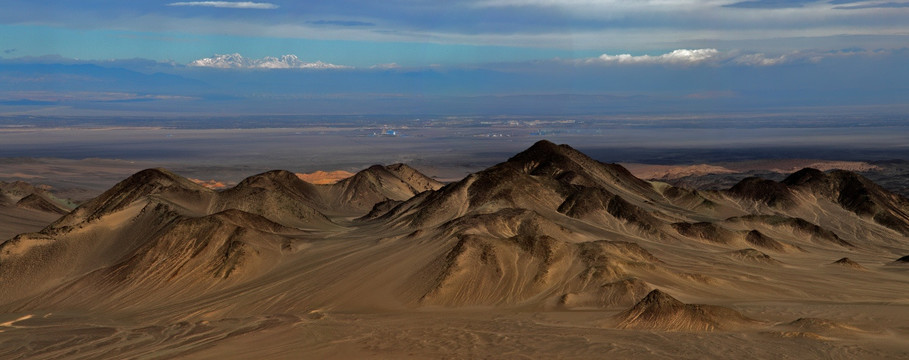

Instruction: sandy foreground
[1,220,907,359]
[1,304,907,359]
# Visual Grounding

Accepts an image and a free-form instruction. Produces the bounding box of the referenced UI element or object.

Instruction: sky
[0,0,907,116]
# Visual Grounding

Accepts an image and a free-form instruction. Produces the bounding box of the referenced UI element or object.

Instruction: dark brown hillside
[325,164,443,213]
[728,176,795,208]
[365,141,667,230]
[726,215,853,248]
[502,140,658,198]
[227,170,323,204]
[744,230,786,252]
[672,221,735,244]
[16,193,69,215]
[783,168,909,235]
[17,208,300,310]
[46,168,213,231]
[614,290,758,331]
[730,248,780,264]
[831,257,866,270]
[384,163,444,192]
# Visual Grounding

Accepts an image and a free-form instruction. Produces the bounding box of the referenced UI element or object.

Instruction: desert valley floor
[1,140,909,359]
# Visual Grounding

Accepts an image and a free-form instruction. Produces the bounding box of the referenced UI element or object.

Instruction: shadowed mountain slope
[320,164,443,214]
[1,180,73,215]
[45,168,214,231]
[613,290,759,331]
[15,194,69,215]
[0,181,73,241]
[724,168,909,237]
[367,141,675,232]
[783,168,909,235]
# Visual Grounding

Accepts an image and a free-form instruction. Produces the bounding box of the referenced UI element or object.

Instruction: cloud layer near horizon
[591,49,720,65]
[189,54,350,69]
[177,48,897,70]
[2,48,907,117]
[167,2,278,9]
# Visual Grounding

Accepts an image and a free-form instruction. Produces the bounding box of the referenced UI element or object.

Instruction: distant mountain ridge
[0,180,73,215]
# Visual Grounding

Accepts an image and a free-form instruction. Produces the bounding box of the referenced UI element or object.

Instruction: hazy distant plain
[1,113,908,194]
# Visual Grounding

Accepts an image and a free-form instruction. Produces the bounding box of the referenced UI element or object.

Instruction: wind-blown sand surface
[2,308,905,359]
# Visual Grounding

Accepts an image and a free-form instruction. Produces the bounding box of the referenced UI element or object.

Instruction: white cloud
[589,49,719,65]
[726,49,889,66]
[578,48,895,67]
[369,63,400,70]
[577,49,863,67]
[189,54,351,69]
[167,1,278,9]
[730,53,790,66]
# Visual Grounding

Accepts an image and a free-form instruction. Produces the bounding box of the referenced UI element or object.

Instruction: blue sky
[1,0,907,115]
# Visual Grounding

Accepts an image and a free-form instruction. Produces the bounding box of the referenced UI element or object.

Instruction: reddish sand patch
[295,170,355,185]
[189,178,230,190]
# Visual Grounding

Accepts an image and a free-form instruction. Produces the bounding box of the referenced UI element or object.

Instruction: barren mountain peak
[238,169,305,186]
[41,167,212,230]
[118,167,207,192]
[833,257,856,264]
[728,176,795,208]
[507,140,580,164]
[493,140,657,199]
[831,257,866,270]
[615,289,758,331]
[781,167,826,186]
[731,248,779,263]
[386,163,415,171]
[778,167,909,235]
[119,168,191,187]
[637,289,684,307]
[16,193,69,215]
